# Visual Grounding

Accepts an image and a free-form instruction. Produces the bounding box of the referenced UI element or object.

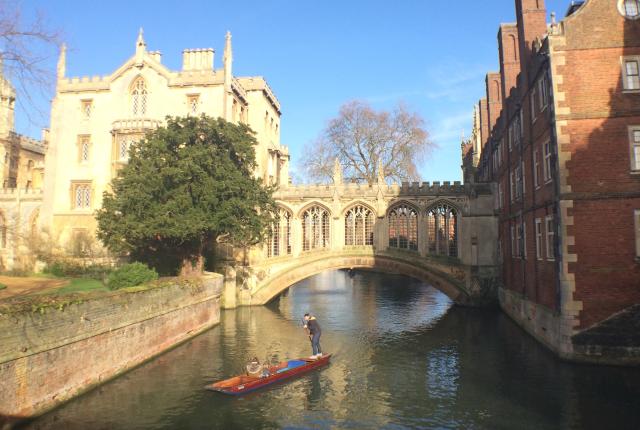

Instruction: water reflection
[23,269,640,430]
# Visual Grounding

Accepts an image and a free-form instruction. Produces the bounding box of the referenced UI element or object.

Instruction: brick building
[465,0,640,364]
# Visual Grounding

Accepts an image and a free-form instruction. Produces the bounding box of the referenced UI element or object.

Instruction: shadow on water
[20,269,640,430]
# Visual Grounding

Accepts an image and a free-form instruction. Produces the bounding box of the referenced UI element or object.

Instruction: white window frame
[72,182,92,210]
[545,215,555,260]
[622,56,640,91]
[543,140,553,183]
[530,87,537,122]
[538,73,550,111]
[533,150,540,188]
[510,171,515,202]
[521,160,526,197]
[629,126,640,172]
[188,94,199,115]
[635,209,640,258]
[521,220,527,259]
[515,164,523,200]
[619,0,640,20]
[535,218,543,260]
[515,222,522,258]
[81,99,92,119]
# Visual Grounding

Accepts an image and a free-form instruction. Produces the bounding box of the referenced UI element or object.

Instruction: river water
[24,270,640,430]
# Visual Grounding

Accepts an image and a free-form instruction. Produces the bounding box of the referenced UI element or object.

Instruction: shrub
[107,262,158,290]
[0,283,6,291]
[44,260,112,280]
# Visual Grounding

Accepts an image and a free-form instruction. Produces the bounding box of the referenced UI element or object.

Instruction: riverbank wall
[0,272,222,424]
[499,287,640,366]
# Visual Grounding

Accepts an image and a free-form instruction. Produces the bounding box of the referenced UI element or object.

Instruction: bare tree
[0,0,60,123]
[301,100,434,185]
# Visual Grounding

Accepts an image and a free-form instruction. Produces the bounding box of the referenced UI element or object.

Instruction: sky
[14,0,569,183]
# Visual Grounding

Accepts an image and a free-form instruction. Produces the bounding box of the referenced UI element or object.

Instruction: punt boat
[205,354,332,395]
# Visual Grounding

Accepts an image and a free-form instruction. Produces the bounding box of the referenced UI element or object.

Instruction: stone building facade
[465,0,640,364]
[41,29,289,249]
[0,60,46,270]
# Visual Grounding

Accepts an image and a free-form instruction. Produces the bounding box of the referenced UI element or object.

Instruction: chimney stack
[498,23,520,102]
[515,0,547,81]
[182,48,214,71]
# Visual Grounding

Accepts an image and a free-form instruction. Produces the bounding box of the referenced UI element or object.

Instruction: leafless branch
[0,0,61,127]
[300,100,436,185]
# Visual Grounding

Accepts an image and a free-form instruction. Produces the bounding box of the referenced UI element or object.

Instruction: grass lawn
[53,278,109,295]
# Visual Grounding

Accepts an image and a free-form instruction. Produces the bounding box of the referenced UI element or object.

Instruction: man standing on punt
[303,313,322,359]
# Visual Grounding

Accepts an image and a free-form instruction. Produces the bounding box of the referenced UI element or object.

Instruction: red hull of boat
[205,354,332,395]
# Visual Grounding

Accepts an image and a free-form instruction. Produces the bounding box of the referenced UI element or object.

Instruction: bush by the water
[107,263,158,290]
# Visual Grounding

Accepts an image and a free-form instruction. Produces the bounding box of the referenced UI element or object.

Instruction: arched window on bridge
[345,205,374,246]
[388,204,418,251]
[267,207,292,257]
[427,203,458,257]
[302,205,330,251]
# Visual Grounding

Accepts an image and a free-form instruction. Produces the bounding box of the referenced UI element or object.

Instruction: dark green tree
[96,115,275,275]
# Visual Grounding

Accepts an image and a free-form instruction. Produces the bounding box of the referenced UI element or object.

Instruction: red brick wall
[498,24,521,102]
[0,274,222,419]
[554,0,640,329]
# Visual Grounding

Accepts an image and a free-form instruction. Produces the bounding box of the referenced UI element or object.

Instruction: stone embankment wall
[0,273,222,423]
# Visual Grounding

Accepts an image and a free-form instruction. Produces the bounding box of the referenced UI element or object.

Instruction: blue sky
[15,0,568,182]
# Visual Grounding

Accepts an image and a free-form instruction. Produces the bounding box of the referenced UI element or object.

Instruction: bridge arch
[251,252,470,306]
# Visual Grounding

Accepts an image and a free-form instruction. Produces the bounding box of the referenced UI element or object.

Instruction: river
[23,270,640,429]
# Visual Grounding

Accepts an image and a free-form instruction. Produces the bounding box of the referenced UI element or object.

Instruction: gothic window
[27,160,34,170]
[427,203,458,257]
[81,99,92,119]
[117,136,138,162]
[388,204,418,251]
[188,95,199,114]
[302,205,330,251]
[131,78,148,116]
[72,182,91,209]
[345,205,374,246]
[267,207,292,257]
[78,135,90,163]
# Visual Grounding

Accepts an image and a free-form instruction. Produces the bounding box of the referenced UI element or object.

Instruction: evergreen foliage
[106,262,158,290]
[96,116,276,274]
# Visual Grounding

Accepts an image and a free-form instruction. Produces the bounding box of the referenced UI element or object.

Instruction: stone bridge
[223,177,500,308]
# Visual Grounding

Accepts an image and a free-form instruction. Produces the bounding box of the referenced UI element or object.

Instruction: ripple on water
[22,269,640,430]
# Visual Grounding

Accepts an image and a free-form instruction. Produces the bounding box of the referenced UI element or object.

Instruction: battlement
[399,181,466,195]
[112,118,162,133]
[0,187,44,199]
[237,77,281,113]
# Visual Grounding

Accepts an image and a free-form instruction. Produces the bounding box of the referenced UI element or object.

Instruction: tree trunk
[180,254,204,277]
